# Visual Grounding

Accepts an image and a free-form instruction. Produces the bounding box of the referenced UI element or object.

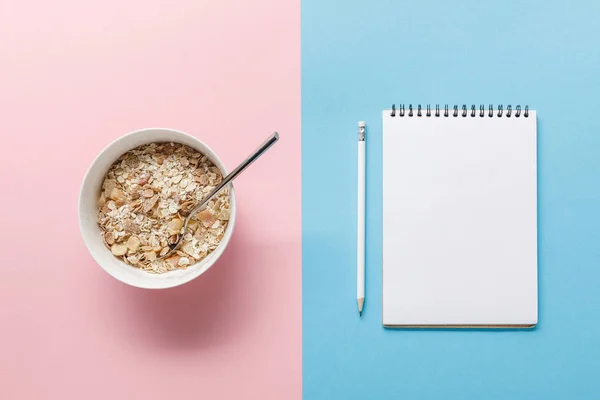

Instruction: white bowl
[78,128,236,289]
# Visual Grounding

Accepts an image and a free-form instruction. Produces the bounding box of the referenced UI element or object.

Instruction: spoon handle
[186,131,279,221]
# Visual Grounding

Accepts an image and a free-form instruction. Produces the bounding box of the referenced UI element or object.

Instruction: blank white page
[382,109,537,327]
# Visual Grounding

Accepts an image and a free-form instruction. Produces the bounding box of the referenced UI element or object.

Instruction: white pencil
[357,121,366,316]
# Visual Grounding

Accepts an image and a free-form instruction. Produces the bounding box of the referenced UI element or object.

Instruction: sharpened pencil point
[357,298,364,317]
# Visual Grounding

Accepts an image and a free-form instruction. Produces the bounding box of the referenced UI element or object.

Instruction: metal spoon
[161,132,279,259]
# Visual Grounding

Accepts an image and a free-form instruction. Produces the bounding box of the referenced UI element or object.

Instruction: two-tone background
[2,1,600,399]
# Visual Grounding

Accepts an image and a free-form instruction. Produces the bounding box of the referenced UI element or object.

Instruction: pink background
[0,1,301,399]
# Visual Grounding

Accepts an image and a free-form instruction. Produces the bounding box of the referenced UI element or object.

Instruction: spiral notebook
[382,104,538,328]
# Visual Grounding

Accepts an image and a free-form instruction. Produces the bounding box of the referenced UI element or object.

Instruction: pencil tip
[357,298,365,317]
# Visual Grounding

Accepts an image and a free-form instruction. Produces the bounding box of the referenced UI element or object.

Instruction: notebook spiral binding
[390,104,529,118]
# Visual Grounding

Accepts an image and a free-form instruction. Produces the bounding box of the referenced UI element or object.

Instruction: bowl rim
[78,127,236,289]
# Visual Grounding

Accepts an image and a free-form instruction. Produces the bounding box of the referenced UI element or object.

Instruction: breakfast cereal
[97,142,231,273]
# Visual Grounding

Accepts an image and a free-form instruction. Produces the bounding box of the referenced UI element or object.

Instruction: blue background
[302,0,600,398]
